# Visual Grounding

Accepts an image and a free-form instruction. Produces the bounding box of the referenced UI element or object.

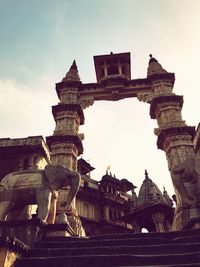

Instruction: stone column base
[40,223,76,239]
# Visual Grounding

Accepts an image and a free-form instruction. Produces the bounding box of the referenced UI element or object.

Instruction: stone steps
[24,242,200,257]
[15,229,200,267]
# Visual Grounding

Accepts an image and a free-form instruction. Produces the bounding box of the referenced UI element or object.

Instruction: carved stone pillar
[152,212,165,232]
[103,206,110,221]
[147,55,196,230]
[46,61,85,236]
[150,95,195,170]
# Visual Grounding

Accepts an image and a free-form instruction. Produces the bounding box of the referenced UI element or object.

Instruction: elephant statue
[0,164,80,224]
[170,156,200,208]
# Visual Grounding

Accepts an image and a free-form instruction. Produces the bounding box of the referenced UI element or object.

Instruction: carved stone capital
[137,93,152,103]
[79,97,94,109]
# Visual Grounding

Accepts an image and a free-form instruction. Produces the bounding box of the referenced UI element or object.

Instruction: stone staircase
[15,229,200,267]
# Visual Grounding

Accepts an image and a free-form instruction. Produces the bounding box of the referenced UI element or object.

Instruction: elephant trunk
[63,172,81,211]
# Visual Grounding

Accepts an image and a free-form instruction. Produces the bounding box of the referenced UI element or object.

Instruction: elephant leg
[36,189,52,222]
[172,173,195,207]
[46,196,57,224]
[0,201,14,221]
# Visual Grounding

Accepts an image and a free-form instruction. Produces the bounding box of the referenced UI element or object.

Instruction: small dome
[147,54,167,77]
[137,170,169,207]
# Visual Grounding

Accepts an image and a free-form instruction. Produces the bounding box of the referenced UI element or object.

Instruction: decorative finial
[163,186,166,192]
[62,59,80,82]
[149,54,153,58]
[106,165,111,172]
[70,60,77,70]
[145,169,149,179]
[110,51,113,55]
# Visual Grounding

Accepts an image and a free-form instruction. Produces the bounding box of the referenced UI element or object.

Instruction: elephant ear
[44,164,67,184]
[44,165,58,184]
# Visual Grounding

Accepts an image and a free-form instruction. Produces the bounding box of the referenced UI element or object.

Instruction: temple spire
[147,54,167,77]
[62,60,81,82]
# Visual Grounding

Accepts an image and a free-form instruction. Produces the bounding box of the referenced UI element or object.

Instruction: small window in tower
[107,65,119,76]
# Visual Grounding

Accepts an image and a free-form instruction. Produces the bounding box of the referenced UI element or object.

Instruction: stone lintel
[157,126,196,150]
[150,95,183,119]
[52,103,84,125]
[56,72,174,103]
[55,81,82,99]
[100,75,128,87]
[79,78,151,101]
[46,135,83,155]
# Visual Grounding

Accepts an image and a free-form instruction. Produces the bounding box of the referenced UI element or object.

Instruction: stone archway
[47,52,197,232]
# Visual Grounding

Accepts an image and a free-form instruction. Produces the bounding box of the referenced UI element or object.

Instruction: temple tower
[46,61,85,235]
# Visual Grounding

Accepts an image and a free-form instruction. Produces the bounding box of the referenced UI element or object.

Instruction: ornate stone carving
[79,96,94,109]
[137,92,152,103]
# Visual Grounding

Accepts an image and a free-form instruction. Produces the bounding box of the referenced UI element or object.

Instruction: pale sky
[0,0,200,196]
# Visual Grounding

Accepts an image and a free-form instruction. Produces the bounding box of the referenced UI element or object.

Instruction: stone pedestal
[40,223,76,238]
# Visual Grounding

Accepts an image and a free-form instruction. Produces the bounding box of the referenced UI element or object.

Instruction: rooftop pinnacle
[147,54,167,77]
[62,60,81,82]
